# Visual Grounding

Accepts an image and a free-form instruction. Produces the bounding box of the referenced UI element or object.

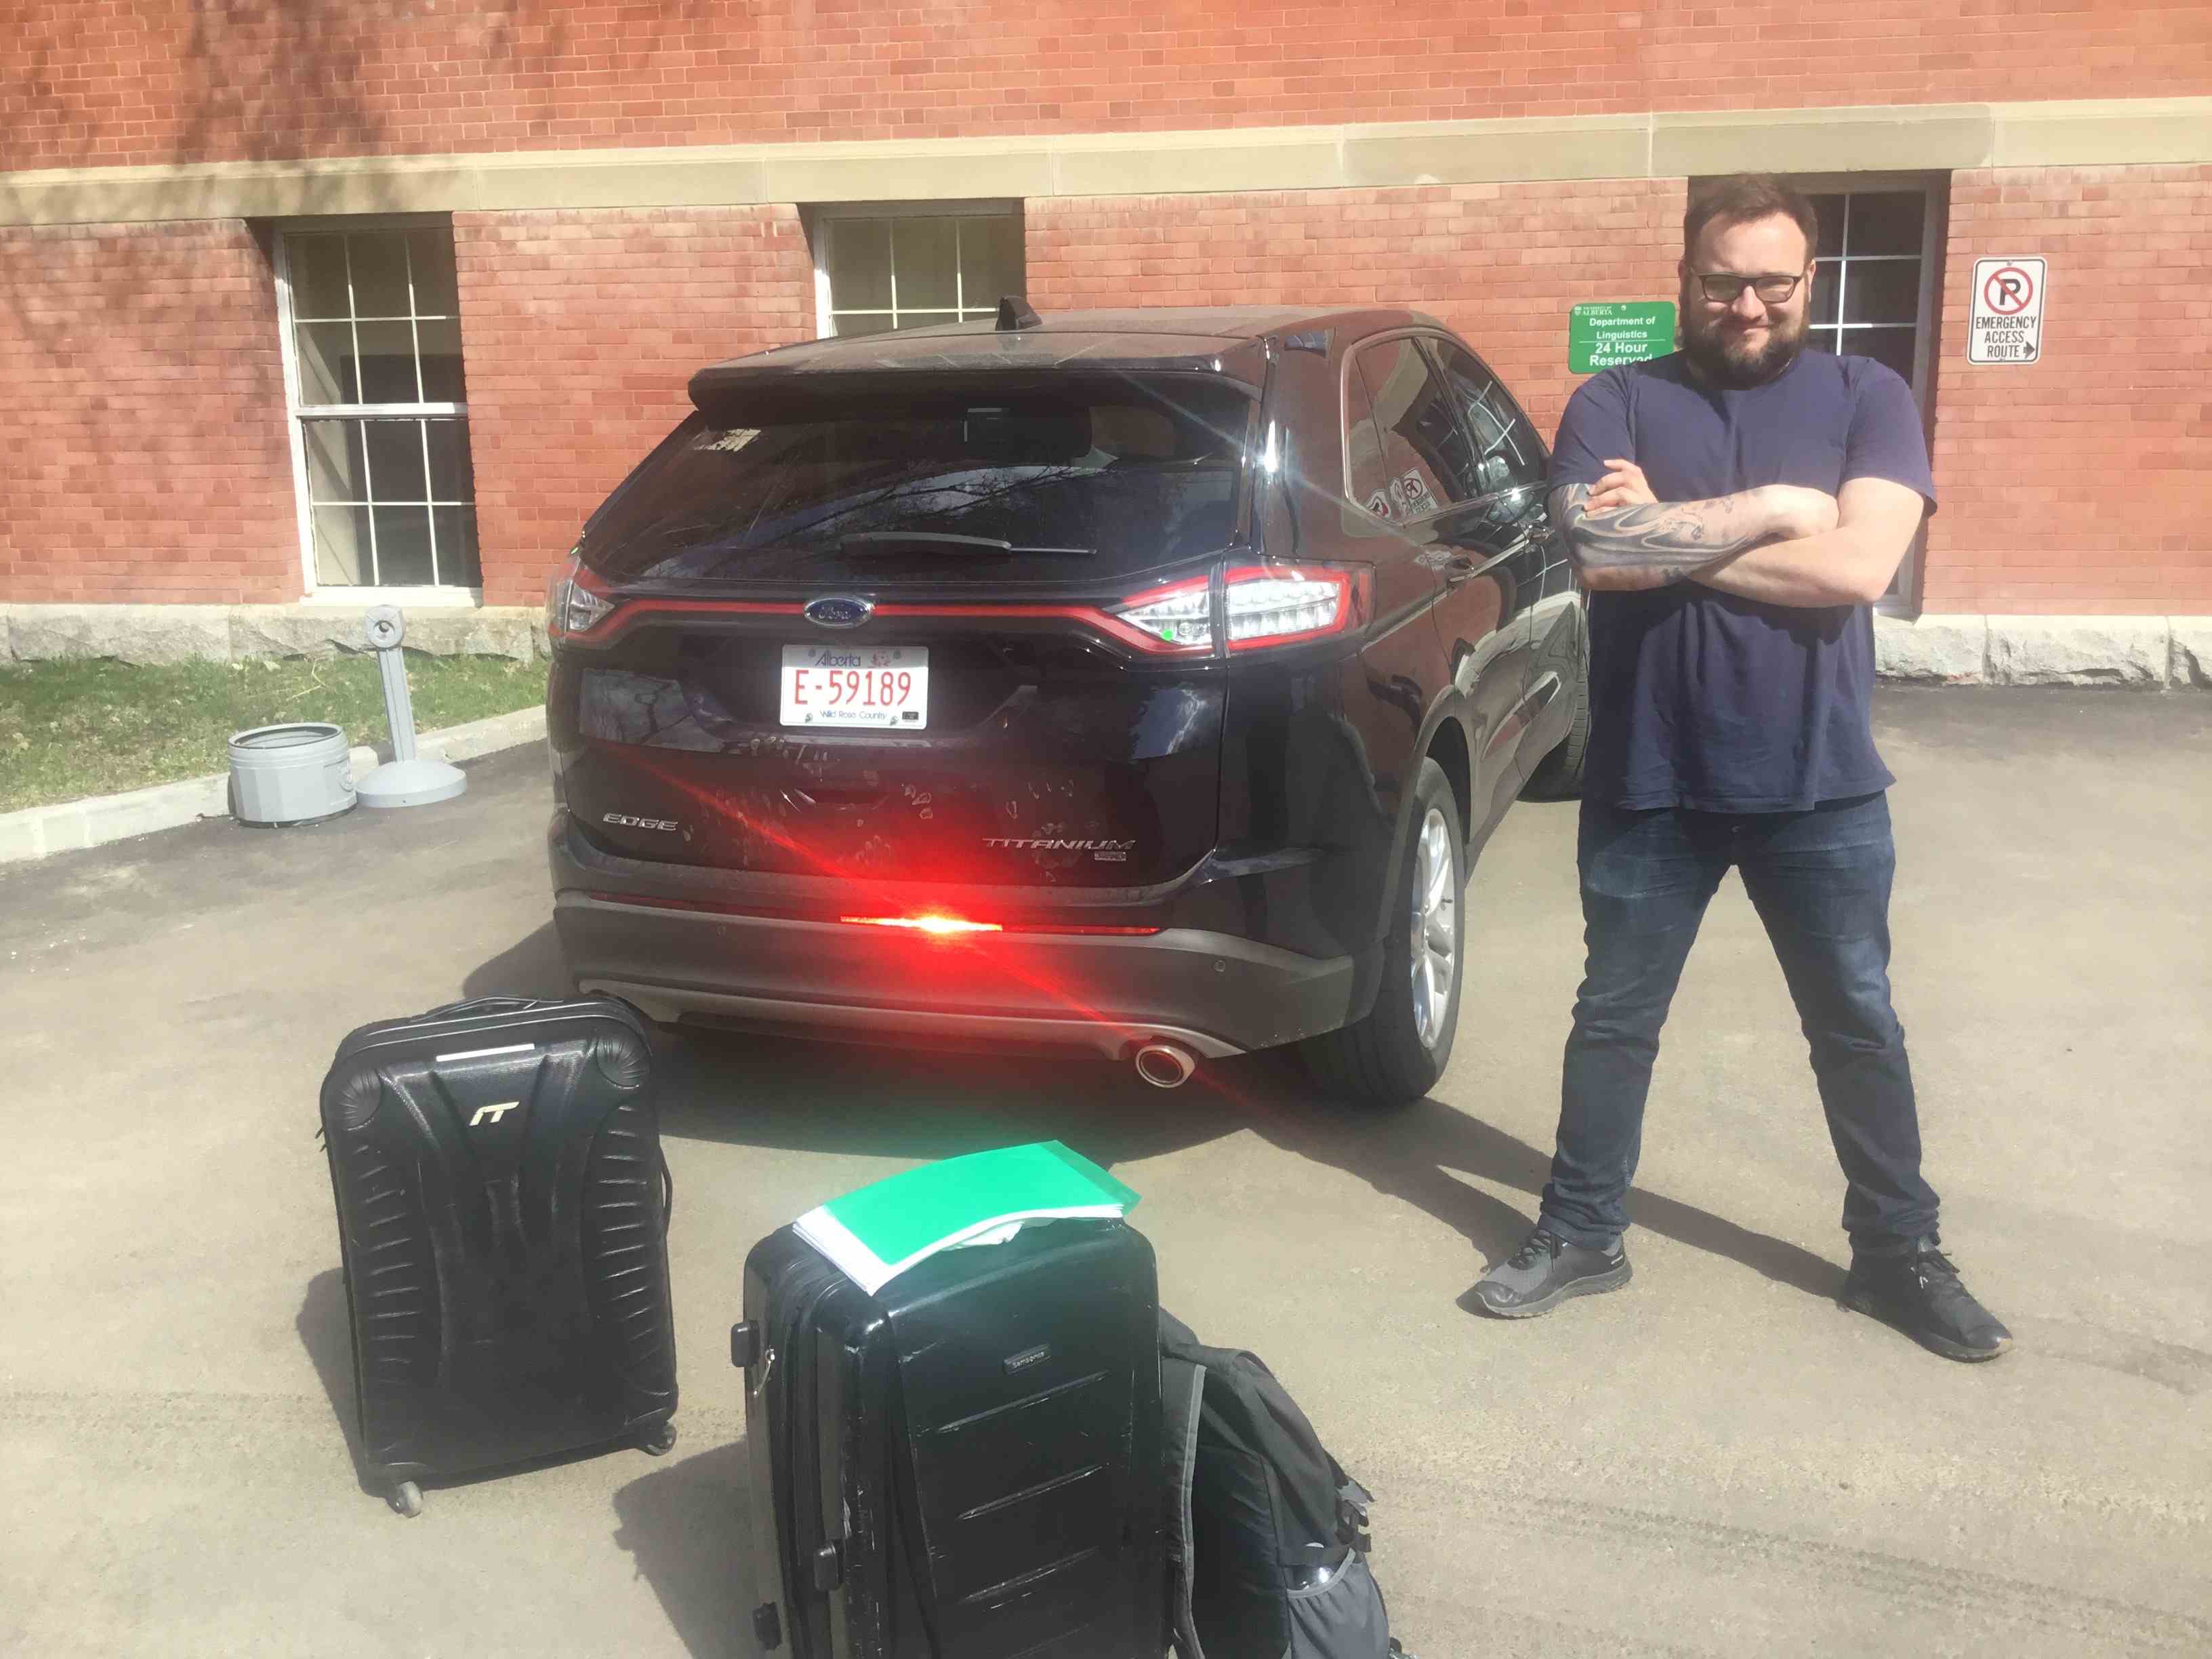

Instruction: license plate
[779,643,928,730]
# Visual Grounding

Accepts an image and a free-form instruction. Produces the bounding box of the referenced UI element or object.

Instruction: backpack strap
[1160,1352,1208,1659]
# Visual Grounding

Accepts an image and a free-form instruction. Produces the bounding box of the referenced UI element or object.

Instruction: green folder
[792,1141,1139,1295]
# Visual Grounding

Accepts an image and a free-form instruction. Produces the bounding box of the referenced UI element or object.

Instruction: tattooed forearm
[1548,483,1778,586]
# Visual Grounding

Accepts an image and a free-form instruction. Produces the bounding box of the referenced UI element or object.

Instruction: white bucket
[228,722,356,826]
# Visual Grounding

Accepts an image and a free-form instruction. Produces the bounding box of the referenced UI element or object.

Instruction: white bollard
[354,606,468,809]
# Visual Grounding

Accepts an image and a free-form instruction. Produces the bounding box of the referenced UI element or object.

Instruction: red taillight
[841,914,1002,935]
[1109,563,1370,655]
[580,893,1159,936]
[831,913,1166,938]
[546,548,619,643]
[1105,574,1214,655]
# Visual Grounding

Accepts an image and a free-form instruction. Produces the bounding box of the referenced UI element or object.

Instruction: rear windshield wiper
[837,532,1093,557]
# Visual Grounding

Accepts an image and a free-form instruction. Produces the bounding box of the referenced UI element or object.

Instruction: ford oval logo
[803,596,874,629]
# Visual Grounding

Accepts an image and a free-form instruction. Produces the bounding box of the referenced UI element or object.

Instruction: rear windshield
[580,375,1255,587]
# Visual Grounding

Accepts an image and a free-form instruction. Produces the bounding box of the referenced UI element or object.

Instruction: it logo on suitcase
[469,1101,522,1127]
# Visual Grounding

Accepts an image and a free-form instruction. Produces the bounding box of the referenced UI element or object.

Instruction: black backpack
[1160,1311,1408,1659]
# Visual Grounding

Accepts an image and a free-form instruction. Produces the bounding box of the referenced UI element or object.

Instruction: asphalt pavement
[3,688,2208,1657]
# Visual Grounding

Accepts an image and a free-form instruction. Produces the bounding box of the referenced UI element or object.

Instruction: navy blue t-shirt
[1551,350,1936,813]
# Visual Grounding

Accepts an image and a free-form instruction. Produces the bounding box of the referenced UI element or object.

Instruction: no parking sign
[1969,257,2047,365]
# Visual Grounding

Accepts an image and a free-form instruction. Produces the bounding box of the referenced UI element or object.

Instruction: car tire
[1519,665,1589,801]
[1298,756,1465,1109]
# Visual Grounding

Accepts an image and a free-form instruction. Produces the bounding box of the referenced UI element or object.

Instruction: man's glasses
[1692,271,1807,304]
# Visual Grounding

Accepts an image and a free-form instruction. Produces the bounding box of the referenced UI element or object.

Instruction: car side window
[1347,337,1484,520]
[1342,355,1400,520]
[1429,340,1547,497]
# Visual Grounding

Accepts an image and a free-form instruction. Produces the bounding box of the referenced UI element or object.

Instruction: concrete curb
[1,602,550,664]
[0,704,546,865]
[398,703,548,766]
[1874,614,2212,689]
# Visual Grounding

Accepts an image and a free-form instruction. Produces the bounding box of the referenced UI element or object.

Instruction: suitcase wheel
[640,1422,678,1458]
[387,1481,424,1519]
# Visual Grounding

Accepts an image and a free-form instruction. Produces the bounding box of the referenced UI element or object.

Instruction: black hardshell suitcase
[734,1219,1166,1658]
[319,995,678,1516]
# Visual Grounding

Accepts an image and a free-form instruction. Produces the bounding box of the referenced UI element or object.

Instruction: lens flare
[840,914,1003,935]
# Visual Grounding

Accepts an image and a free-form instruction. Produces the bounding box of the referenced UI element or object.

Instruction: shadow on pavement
[654,1012,1845,1305]
[463,920,575,1001]
[459,926,1846,1305]
[1235,1070,1847,1303]
[655,1019,1247,1171]
[297,1267,378,1500]
[612,1439,760,1659]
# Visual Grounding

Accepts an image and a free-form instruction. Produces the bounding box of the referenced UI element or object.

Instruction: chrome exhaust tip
[1133,1041,1197,1089]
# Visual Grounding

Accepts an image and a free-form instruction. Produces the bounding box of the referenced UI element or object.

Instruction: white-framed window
[807,201,1024,339]
[1797,173,1948,612]
[272,216,481,600]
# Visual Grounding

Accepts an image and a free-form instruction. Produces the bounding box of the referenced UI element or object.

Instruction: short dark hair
[1683,175,1820,264]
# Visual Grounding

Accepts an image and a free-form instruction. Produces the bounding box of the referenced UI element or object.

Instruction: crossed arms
[1549,462,1926,608]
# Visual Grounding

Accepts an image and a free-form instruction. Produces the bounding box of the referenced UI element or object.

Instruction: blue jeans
[1539,792,1940,1257]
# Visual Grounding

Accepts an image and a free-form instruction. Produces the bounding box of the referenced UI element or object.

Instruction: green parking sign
[1569,302,1677,373]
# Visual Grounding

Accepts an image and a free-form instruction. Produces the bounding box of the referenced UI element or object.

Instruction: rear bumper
[549,815,1368,1059]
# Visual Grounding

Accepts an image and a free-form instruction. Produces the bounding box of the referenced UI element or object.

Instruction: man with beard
[1469,174,2011,1362]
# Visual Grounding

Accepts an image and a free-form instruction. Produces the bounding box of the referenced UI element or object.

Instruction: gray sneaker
[1468,1225,1632,1318]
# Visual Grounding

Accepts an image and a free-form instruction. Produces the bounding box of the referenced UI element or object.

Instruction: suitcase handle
[420,998,673,1227]
[348,996,673,1220]
[422,996,550,1021]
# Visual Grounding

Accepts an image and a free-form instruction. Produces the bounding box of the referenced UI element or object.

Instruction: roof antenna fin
[996,296,1042,332]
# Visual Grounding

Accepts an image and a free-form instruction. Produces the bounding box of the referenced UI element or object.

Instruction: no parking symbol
[1969,257,2047,364]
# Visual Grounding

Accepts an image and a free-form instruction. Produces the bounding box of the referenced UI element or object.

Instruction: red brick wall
[457,205,816,605]
[9,178,2205,619]
[0,220,298,604]
[1029,180,1685,439]
[1923,165,2212,617]
[9,1,2206,170]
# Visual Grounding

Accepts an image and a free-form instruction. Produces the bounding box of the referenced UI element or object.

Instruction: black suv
[545,304,1585,1106]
